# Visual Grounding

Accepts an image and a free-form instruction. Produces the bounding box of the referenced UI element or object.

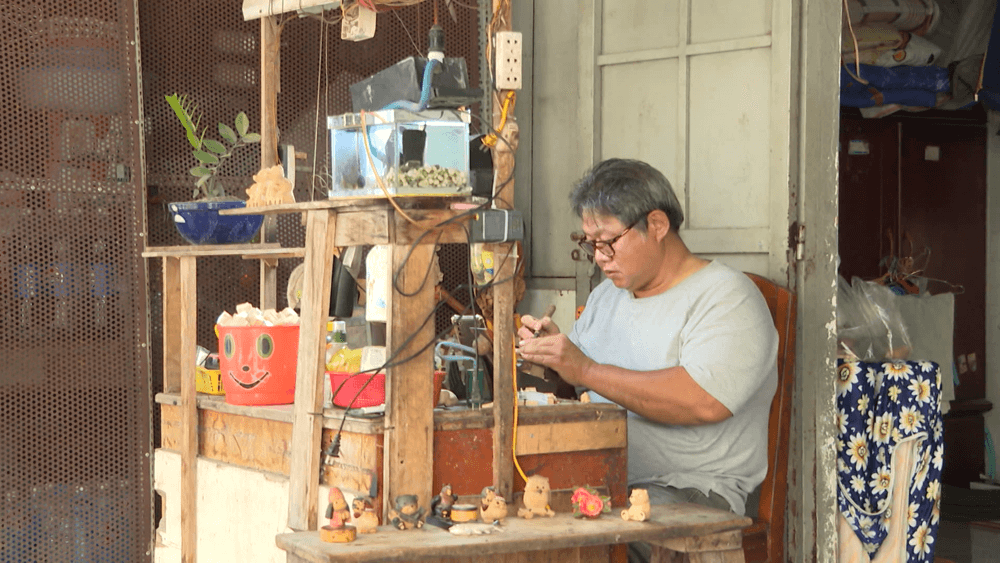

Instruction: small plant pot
[169,200,263,245]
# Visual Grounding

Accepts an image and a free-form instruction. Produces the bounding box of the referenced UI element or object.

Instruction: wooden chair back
[742,273,797,563]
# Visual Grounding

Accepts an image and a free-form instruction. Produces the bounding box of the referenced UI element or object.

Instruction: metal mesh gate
[136,0,482,558]
[0,0,483,559]
[0,1,152,561]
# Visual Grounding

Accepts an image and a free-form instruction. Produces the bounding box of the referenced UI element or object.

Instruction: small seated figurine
[517,474,556,519]
[320,487,356,542]
[427,484,459,528]
[388,494,426,530]
[479,493,508,523]
[621,488,651,522]
[351,495,379,534]
[431,484,458,520]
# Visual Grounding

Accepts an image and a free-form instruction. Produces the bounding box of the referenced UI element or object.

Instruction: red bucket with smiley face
[218,325,299,405]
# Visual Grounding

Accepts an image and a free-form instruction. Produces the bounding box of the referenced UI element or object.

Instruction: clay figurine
[479,493,508,523]
[427,484,460,528]
[388,494,426,530]
[621,488,651,522]
[351,495,379,534]
[320,487,356,542]
[517,474,556,519]
[431,484,458,520]
[480,486,496,513]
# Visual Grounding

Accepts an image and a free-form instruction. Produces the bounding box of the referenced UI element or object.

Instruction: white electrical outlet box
[342,3,376,41]
[494,31,522,90]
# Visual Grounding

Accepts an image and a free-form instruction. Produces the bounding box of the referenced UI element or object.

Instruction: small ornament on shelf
[388,494,426,530]
[320,487,357,542]
[351,495,379,534]
[479,493,508,523]
[517,474,556,519]
[620,488,650,522]
[571,485,612,519]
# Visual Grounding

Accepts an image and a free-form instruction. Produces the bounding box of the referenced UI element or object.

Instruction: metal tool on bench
[434,341,487,409]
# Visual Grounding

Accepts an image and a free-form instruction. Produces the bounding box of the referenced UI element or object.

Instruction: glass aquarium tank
[327,109,471,198]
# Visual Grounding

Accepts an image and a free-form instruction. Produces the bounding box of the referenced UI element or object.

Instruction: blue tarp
[841,66,943,108]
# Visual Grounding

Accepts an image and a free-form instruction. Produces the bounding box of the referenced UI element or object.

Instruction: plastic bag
[837,276,912,361]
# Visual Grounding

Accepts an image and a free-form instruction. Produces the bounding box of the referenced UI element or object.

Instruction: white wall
[153,450,337,563]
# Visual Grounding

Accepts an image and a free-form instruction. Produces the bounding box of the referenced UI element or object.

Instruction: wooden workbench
[276,503,752,563]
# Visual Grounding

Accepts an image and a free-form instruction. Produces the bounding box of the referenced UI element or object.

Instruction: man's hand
[517,314,559,341]
[516,332,595,388]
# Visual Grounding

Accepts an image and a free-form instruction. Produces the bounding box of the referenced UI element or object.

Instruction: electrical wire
[841,0,868,84]
[310,15,328,200]
[392,9,426,57]
[359,110,424,227]
[511,340,528,483]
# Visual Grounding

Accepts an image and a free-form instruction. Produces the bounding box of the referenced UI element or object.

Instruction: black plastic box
[349,56,483,112]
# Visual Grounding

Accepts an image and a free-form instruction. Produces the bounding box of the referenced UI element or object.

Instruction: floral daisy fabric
[836,359,943,561]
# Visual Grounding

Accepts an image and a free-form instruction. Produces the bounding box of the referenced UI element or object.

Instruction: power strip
[494,31,522,90]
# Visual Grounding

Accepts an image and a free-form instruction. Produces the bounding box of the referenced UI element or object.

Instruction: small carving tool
[533,304,556,338]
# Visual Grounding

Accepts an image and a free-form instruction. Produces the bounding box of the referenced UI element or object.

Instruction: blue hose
[383,58,441,111]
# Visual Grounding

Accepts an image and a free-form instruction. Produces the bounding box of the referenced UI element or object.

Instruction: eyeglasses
[577,218,641,258]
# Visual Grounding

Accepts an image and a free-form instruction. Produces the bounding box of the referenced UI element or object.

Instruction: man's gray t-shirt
[569,260,778,515]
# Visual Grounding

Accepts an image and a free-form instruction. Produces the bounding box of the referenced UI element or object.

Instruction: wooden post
[162,257,181,394]
[287,210,338,531]
[383,240,437,515]
[490,0,518,505]
[259,15,281,307]
[179,256,198,563]
[490,124,518,503]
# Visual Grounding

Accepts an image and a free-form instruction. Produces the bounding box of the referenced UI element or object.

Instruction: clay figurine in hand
[351,495,379,534]
[388,494,426,530]
[517,474,556,519]
[621,488,651,522]
[320,487,356,542]
[479,493,508,523]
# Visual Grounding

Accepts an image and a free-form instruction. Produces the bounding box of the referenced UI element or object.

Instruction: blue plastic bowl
[168,200,264,245]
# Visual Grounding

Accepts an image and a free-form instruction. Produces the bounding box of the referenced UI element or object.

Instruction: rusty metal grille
[140,1,483,387]
[0,1,152,562]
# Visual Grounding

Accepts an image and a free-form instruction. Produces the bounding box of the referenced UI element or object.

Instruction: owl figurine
[517,474,556,519]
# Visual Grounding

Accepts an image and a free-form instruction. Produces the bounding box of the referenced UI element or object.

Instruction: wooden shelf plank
[276,505,752,563]
[142,243,303,258]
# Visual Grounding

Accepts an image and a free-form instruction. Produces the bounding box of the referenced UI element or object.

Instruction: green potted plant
[164,93,264,244]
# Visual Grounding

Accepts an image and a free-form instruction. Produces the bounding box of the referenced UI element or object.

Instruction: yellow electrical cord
[482,91,516,148]
[512,338,529,484]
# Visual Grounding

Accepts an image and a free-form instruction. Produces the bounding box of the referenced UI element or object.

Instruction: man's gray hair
[569,159,684,233]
